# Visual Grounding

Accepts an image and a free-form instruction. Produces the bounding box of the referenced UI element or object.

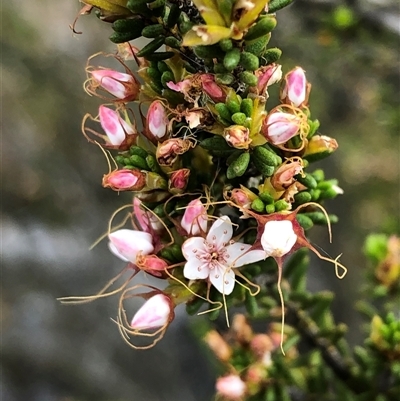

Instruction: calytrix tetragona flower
[102,169,146,191]
[200,74,228,103]
[254,64,283,97]
[168,168,191,194]
[182,216,266,295]
[108,229,154,263]
[146,100,169,143]
[117,286,177,349]
[98,105,136,146]
[82,105,137,150]
[181,199,208,236]
[224,125,252,149]
[88,68,140,102]
[130,293,174,330]
[280,66,311,107]
[261,220,298,258]
[262,111,302,145]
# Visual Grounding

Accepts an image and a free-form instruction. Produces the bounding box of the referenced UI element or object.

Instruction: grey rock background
[1,1,399,400]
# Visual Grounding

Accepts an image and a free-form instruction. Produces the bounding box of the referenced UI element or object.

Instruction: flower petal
[210,264,235,295]
[207,216,233,249]
[261,220,297,257]
[225,243,267,267]
[183,257,210,280]
[182,237,206,260]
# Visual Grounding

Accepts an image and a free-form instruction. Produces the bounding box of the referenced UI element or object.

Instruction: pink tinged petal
[207,216,233,249]
[216,374,246,399]
[181,199,208,235]
[264,112,301,145]
[99,105,132,146]
[284,67,307,107]
[166,80,190,93]
[182,237,207,260]
[108,229,154,262]
[147,100,168,140]
[133,197,150,232]
[257,64,282,94]
[210,265,235,295]
[183,257,210,280]
[261,220,297,258]
[91,69,132,99]
[225,243,266,267]
[130,294,171,330]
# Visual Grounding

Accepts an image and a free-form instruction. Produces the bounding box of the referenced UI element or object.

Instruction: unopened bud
[136,254,169,277]
[130,293,174,330]
[262,111,302,145]
[108,229,154,263]
[168,168,190,194]
[280,66,310,107]
[200,74,227,103]
[102,169,146,191]
[98,105,136,146]
[89,68,140,101]
[146,100,169,142]
[181,199,208,235]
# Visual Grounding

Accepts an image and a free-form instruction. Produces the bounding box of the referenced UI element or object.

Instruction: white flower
[261,220,297,258]
[108,229,154,263]
[182,216,266,295]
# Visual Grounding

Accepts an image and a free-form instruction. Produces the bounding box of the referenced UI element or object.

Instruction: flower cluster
[68,0,347,350]
[208,314,298,400]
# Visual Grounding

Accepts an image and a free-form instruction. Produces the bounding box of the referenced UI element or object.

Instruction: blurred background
[1,1,399,400]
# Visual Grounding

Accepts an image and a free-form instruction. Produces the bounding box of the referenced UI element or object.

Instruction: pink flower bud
[136,254,169,277]
[102,169,146,191]
[224,125,251,149]
[250,334,274,359]
[181,199,208,235]
[90,68,140,101]
[216,374,246,400]
[261,220,297,258]
[146,100,169,142]
[98,105,136,146]
[168,169,190,193]
[132,197,163,233]
[229,187,257,208]
[262,111,302,145]
[108,229,154,263]
[200,74,227,103]
[280,66,310,107]
[254,64,282,96]
[130,294,173,330]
